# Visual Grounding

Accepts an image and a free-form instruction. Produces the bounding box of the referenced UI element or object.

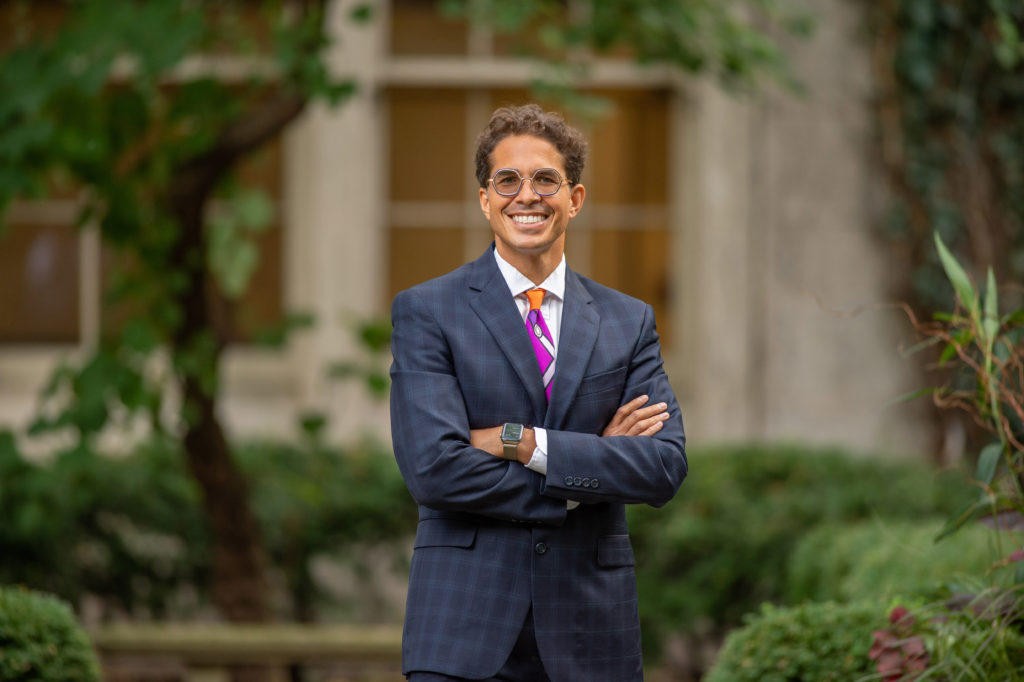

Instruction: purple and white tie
[524,288,556,401]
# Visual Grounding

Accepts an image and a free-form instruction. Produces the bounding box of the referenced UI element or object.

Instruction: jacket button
[582,478,591,488]
[535,542,548,555]
[564,476,574,486]
[591,478,599,489]
[573,476,582,486]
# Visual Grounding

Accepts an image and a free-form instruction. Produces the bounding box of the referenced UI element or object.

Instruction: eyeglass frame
[487,167,572,197]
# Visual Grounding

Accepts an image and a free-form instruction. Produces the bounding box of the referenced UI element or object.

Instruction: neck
[494,241,563,286]
[504,251,559,285]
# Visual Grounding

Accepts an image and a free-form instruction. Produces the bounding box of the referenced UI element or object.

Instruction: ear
[479,186,492,220]
[568,183,586,218]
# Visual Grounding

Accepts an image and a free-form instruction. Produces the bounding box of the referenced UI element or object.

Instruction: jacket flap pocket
[413,519,478,549]
[577,366,627,397]
[596,534,635,567]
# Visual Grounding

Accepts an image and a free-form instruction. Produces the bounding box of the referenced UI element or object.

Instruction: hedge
[0,586,101,681]
[0,431,415,620]
[628,444,973,645]
[786,518,1022,605]
[703,600,883,682]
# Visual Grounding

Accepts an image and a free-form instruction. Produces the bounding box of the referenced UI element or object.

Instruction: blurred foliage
[627,443,973,651]
[0,429,414,621]
[703,600,883,682]
[892,581,1024,681]
[0,586,102,681]
[441,0,812,101]
[326,317,393,401]
[0,0,358,619]
[786,518,1022,605]
[882,229,1024,677]
[865,0,1024,312]
[0,0,350,439]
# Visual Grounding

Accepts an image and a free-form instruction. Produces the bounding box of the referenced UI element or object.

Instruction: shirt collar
[493,247,566,302]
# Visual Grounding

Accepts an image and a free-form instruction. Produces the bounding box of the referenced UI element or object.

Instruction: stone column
[284,0,389,443]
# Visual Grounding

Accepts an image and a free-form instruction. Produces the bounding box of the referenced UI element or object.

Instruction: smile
[510,214,547,225]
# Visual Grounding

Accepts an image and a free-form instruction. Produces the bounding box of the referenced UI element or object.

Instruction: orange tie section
[525,288,545,311]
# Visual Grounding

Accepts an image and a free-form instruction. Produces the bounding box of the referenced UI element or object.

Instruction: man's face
[478,134,585,263]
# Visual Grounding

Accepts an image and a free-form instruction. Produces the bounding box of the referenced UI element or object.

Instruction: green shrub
[238,435,416,618]
[703,600,883,682]
[0,430,415,620]
[787,519,1022,604]
[0,434,209,616]
[0,586,101,681]
[628,444,973,646]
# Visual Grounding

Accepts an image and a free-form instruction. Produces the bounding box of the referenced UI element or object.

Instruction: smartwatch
[499,423,524,461]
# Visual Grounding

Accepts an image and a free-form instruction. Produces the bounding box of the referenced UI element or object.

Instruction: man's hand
[470,425,536,464]
[602,395,670,437]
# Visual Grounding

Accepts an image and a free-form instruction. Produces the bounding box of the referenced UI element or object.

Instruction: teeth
[512,215,545,225]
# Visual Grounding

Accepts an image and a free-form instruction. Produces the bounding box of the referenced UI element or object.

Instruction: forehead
[490,134,566,174]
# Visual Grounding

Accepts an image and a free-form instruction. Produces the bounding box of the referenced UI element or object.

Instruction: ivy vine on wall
[864,0,1024,312]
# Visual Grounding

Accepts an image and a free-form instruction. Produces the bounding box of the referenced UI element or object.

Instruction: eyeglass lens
[491,169,563,196]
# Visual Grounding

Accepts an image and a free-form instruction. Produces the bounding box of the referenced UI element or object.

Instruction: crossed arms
[390,286,687,525]
[469,394,671,463]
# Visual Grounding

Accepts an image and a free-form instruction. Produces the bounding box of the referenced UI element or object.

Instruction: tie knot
[525,288,545,311]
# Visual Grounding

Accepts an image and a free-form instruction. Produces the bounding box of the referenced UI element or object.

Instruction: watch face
[501,423,523,442]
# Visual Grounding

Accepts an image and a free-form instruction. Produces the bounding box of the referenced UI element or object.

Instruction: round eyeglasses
[488,168,566,197]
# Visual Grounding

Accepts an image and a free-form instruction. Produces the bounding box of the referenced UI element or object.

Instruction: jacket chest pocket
[576,366,627,398]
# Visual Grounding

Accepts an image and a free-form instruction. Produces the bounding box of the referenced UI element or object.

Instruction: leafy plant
[0,586,101,682]
[891,232,1024,679]
[907,234,1024,550]
[0,429,414,622]
[703,600,884,682]
[872,587,1024,682]
[786,519,1022,605]
[627,444,973,654]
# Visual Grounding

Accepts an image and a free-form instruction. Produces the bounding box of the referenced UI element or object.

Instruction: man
[390,104,687,682]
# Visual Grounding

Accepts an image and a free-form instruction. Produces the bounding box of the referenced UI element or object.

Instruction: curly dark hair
[474,104,588,188]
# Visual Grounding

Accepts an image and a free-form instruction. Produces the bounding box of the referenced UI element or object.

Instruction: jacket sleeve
[389,287,568,526]
[541,304,688,507]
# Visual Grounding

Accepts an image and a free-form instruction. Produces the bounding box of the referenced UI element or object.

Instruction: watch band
[502,441,519,460]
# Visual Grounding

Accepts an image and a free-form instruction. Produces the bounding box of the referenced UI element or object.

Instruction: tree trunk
[167,180,272,624]
[162,90,305,625]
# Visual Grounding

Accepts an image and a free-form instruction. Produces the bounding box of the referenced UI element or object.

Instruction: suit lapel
[467,248,548,423]
[545,268,599,429]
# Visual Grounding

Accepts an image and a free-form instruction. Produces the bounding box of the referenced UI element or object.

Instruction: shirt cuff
[525,427,548,474]
[526,428,579,510]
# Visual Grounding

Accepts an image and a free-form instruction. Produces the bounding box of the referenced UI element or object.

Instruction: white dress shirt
[493,249,580,510]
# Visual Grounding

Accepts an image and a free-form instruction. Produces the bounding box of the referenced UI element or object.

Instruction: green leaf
[938,342,958,365]
[934,232,978,317]
[234,189,273,232]
[983,267,999,344]
[975,442,1002,485]
[350,3,374,23]
[251,311,316,348]
[889,387,938,405]
[935,498,982,542]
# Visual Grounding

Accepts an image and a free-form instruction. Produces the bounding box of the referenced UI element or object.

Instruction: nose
[516,176,542,201]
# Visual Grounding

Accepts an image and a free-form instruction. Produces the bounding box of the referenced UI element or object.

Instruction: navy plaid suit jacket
[390,245,687,682]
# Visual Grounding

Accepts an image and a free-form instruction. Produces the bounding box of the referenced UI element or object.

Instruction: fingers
[602,395,671,437]
[626,409,669,436]
[616,394,650,416]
